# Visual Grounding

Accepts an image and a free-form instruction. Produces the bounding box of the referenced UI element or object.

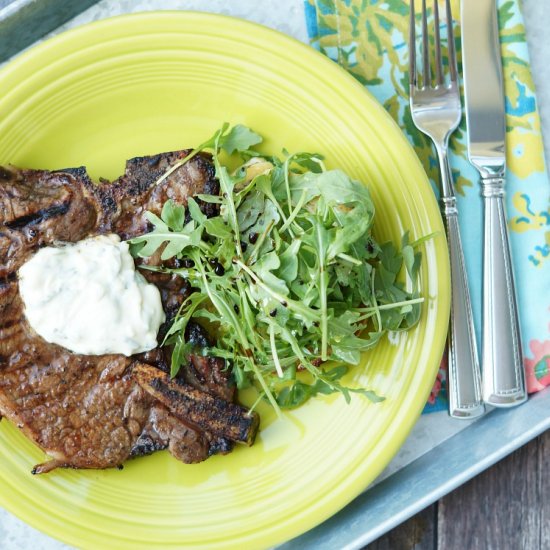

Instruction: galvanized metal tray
[283,387,550,548]
[1,1,548,548]
[0,0,98,62]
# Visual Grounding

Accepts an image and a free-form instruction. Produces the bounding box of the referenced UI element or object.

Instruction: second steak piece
[134,363,259,446]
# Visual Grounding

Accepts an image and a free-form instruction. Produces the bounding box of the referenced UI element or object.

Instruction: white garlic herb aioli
[18,234,165,356]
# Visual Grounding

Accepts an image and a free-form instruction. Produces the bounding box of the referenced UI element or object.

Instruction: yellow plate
[0,12,450,549]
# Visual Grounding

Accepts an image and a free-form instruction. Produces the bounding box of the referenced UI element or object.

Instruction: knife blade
[461,0,527,407]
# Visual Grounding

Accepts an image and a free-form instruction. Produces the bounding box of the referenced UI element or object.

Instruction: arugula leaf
[220,124,263,155]
[187,197,207,225]
[276,240,300,283]
[127,124,426,415]
[203,217,233,240]
[274,365,383,409]
[171,337,193,378]
[161,200,185,231]
[128,210,201,260]
[288,152,325,173]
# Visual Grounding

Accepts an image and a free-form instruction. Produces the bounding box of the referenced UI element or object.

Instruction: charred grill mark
[0,318,19,330]
[196,154,217,195]
[0,272,17,285]
[194,153,220,218]
[130,432,168,457]
[156,313,177,346]
[99,192,117,215]
[54,166,87,179]
[185,321,212,348]
[134,363,259,446]
[146,154,162,168]
[208,436,233,456]
[4,201,71,230]
[123,150,192,197]
[0,167,13,181]
[154,379,254,444]
[57,167,96,196]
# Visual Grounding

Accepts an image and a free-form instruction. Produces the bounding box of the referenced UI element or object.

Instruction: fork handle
[480,175,527,407]
[438,147,484,418]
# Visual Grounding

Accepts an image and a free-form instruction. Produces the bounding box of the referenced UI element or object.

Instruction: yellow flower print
[510,193,550,233]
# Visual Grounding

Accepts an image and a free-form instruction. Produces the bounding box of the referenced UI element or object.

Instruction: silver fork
[409,0,484,418]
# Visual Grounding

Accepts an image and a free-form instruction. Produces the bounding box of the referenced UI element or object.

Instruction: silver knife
[462,0,527,406]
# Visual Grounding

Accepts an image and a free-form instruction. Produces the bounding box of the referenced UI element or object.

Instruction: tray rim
[0,1,548,548]
[279,387,550,548]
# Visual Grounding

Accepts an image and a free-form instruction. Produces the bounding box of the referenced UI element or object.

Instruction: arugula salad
[129,124,426,415]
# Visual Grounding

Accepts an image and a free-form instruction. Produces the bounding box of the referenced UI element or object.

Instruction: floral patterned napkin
[304,0,550,412]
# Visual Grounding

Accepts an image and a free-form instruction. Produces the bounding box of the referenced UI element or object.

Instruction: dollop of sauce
[18,234,165,356]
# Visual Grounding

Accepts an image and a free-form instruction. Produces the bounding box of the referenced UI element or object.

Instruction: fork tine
[433,0,443,86]
[409,0,417,88]
[421,0,431,87]
[445,0,458,82]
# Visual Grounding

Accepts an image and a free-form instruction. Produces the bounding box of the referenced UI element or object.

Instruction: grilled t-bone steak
[0,151,258,474]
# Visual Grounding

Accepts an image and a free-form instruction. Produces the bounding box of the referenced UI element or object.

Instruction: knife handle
[480,176,527,407]
[439,150,484,419]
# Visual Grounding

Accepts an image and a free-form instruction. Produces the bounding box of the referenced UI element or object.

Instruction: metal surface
[409,0,484,419]
[0,0,99,62]
[462,0,527,407]
[280,387,550,549]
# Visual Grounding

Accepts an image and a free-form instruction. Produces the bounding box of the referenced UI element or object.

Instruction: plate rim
[0,10,450,549]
